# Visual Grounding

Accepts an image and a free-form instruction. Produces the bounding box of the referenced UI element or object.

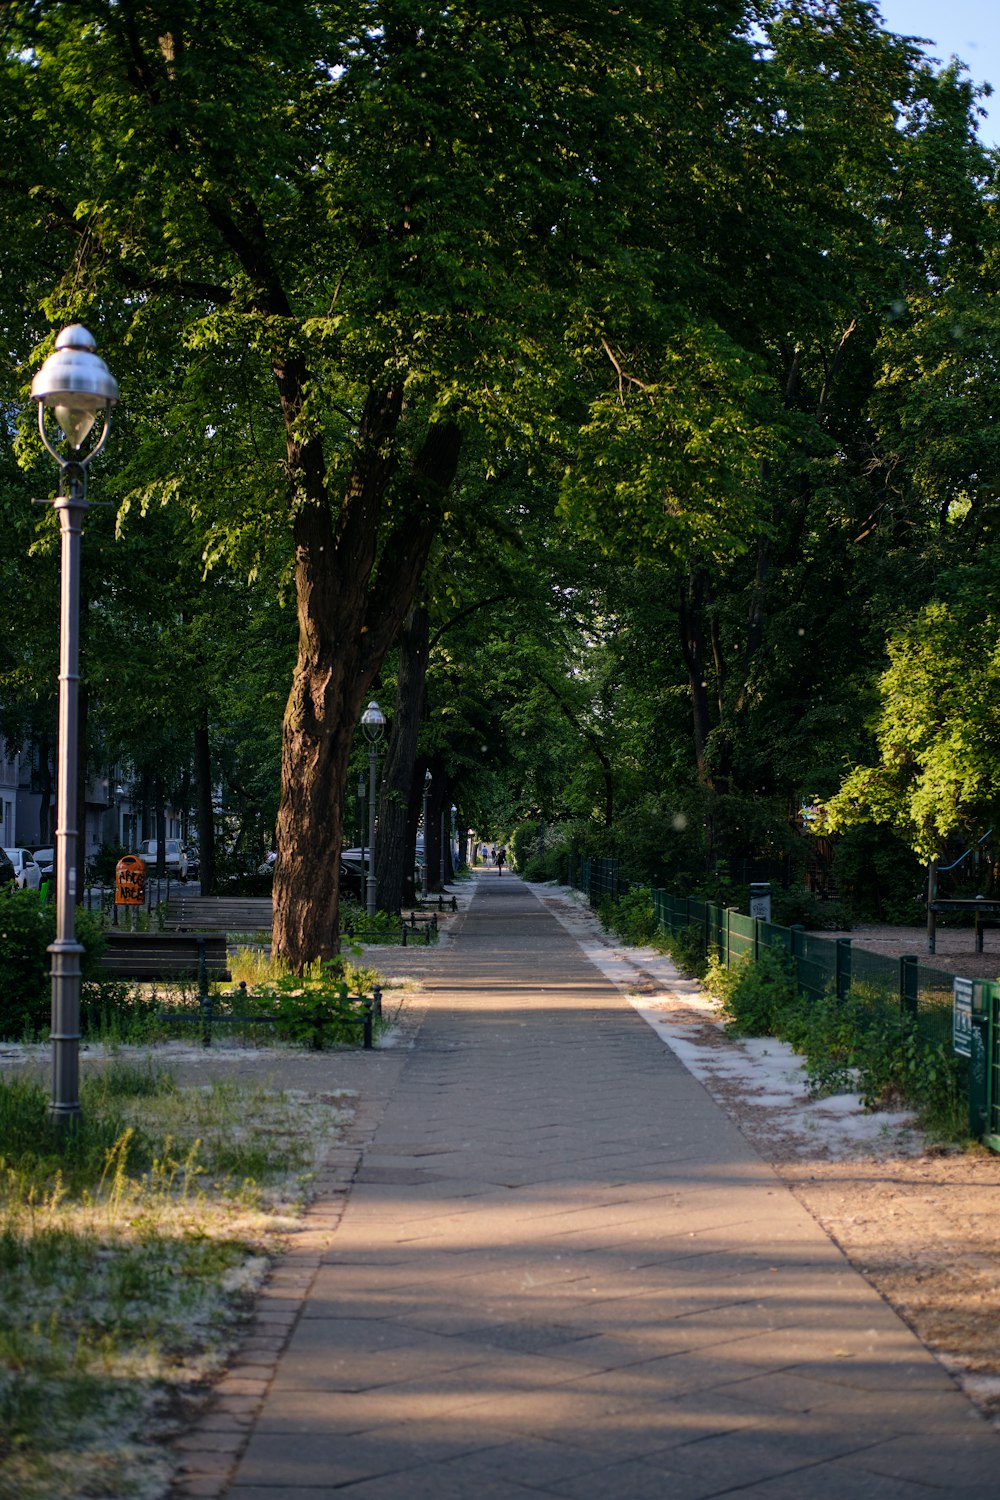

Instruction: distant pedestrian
[490,845,497,865]
[497,846,506,876]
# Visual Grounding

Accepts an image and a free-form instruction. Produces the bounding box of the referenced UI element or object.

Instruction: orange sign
[115,855,146,907]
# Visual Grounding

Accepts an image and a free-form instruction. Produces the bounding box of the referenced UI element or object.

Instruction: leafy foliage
[0,891,106,1041]
[244,964,378,1049]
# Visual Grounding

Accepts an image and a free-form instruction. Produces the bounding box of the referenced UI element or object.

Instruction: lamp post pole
[422,769,432,899]
[360,701,385,918]
[357,772,367,865]
[30,326,119,1128]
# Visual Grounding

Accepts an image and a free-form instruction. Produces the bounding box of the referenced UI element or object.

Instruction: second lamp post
[361,701,385,917]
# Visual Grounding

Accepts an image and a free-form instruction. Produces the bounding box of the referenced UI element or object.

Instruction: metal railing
[578,868,980,1139]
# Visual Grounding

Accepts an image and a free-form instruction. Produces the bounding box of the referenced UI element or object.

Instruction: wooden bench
[161,897,273,935]
[99,931,231,991]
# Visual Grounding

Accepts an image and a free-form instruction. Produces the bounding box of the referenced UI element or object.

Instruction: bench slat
[100,932,230,982]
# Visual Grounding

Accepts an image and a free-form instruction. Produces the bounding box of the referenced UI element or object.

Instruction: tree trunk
[424,769,448,893]
[376,602,430,916]
[154,777,166,876]
[194,720,216,895]
[271,397,461,971]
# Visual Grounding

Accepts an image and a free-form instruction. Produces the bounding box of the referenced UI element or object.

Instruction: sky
[875,0,1000,145]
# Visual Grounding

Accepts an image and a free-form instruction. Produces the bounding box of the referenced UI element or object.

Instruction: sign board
[749,882,771,923]
[953,976,973,1057]
[115,855,146,907]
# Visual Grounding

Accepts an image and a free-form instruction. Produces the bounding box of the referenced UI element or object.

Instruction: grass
[0,1060,352,1500]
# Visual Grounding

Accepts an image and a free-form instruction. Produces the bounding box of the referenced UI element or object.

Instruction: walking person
[497,845,507,876]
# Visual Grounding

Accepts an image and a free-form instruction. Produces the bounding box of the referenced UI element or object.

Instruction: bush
[771,885,848,931]
[597,887,657,946]
[661,922,708,980]
[511,824,542,871]
[0,889,107,1039]
[85,841,128,885]
[705,947,799,1037]
[832,825,926,924]
[520,849,565,882]
[247,961,381,1049]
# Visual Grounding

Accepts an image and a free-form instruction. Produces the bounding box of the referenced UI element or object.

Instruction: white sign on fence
[953,976,974,1058]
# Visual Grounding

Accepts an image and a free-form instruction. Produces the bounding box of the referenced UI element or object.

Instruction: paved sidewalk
[222,874,997,1498]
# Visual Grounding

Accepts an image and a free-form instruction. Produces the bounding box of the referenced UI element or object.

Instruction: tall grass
[0,1064,351,1499]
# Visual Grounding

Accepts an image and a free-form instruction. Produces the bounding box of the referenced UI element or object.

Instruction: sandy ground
[820,919,1000,982]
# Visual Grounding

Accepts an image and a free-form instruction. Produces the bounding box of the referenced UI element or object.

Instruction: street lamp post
[357,772,366,863]
[422,769,432,899]
[30,325,119,1127]
[360,701,385,918]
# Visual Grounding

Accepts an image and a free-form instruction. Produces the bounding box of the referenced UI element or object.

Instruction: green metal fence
[579,868,983,1142]
[649,889,959,1034]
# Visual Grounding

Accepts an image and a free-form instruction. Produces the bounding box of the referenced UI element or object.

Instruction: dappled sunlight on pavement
[210,876,999,1500]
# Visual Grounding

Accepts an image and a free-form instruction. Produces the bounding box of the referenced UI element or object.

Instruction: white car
[4,847,42,891]
[137,838,189,878]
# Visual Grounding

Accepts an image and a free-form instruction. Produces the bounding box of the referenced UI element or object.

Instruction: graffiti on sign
[115,855,146,907]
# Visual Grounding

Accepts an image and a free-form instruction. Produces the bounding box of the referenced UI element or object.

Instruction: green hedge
[0,890,106,1040]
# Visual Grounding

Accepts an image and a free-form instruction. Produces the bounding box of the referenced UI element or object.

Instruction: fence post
[898,955,918,1018]
[200,989,213,1049]
[835,937,852,1001]
[196,935,208,1003]
[969,1013,989,1141]
[789,924,805,992]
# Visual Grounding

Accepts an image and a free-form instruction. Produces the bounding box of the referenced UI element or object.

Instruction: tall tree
[3,0,725,965]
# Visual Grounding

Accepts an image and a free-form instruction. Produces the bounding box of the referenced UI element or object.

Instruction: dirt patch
[779,1154,1000,1414]
[818,920,1000,981]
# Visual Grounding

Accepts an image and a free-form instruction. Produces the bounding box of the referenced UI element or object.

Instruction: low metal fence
[595,874,984,1143]
[654,891,957,1028]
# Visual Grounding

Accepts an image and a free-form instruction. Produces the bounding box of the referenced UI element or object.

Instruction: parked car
[4,847,42,890]
[0,848,16,889]
[32,847,55,882]
[340,858,366,902]
[136,838,192,879]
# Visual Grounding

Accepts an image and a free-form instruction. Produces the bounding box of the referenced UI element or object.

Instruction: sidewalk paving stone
[205,874,999,1497]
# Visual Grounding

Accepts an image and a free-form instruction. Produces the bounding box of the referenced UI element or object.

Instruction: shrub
[706,946,799,1036]
[0,889,106,1040]
[771,885,848,932]
[661,922,709,980]
[832,824,926,924]
[597,887,657,946]
[511,824,542,870]
[247,962,380,1049]
[520,849,565,882]
[85,841,128,885]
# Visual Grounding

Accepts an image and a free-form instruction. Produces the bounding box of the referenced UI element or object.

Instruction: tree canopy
[4,0,1000,933]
